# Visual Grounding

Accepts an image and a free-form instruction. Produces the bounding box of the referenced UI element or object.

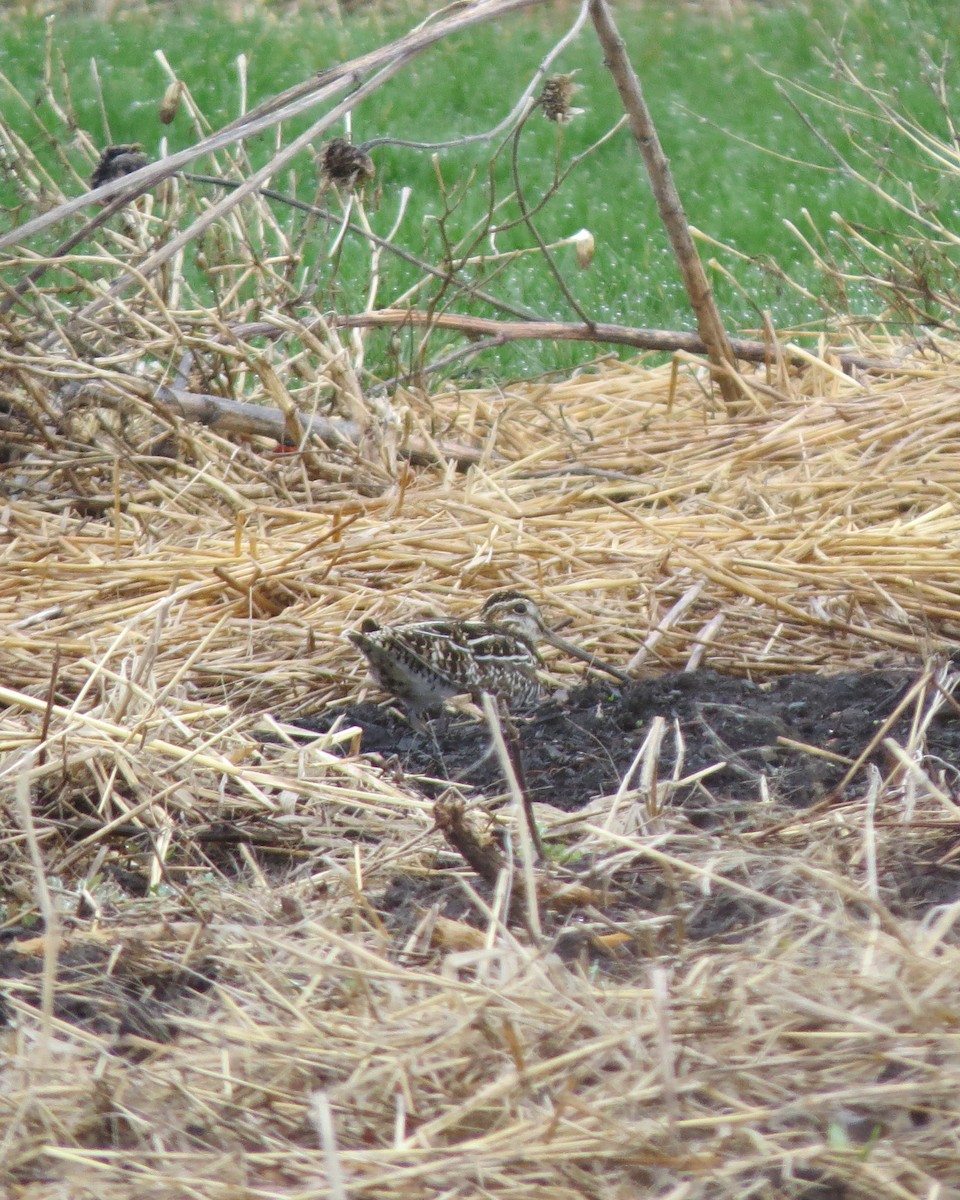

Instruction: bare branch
[334,308,898,374]
[588,0,742,409]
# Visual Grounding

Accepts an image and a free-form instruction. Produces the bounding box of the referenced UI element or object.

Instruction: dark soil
[0,940,217,1048]
[8,667,960,1040]
[310,665,959,816]
[307,667,960,936]
[306,665,960,944]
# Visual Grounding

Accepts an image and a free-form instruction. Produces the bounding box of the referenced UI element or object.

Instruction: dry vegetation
[5,328,960,1199]
[3,2,960,1198]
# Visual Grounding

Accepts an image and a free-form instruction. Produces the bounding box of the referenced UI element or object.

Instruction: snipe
[347,589,630,720]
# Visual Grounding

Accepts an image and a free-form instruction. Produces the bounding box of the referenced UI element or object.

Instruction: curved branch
[333,309,898,374]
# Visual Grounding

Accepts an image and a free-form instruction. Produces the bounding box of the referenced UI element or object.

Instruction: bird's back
[348,617,542,714]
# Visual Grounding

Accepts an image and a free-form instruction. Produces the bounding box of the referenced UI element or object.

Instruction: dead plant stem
[588,0,741,409]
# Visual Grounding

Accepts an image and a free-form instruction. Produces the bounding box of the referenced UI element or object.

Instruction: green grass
[1,0,958,378]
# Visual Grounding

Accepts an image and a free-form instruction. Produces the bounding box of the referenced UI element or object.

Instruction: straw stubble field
[4,340,960,1198]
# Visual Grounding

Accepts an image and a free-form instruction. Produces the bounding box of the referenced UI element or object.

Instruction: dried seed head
[159,80,185,125]
[572,228,595,270]
[320,138,375,189]
[90,144,149,189]
[539,73,583,124]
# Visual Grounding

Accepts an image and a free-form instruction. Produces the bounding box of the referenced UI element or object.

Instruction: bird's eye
[513,602,526,613]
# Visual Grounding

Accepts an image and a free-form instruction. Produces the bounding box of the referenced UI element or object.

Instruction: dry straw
[5,331,960,1196]
[2,2,960,1197]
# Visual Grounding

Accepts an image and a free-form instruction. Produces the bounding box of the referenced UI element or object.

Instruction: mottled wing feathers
[346,627,458,713]
[348,616,543,714]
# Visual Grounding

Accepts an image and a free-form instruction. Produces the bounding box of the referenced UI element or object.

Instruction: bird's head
[479,590,547,641]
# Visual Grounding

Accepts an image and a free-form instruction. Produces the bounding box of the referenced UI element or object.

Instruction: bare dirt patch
[320,666,935,813]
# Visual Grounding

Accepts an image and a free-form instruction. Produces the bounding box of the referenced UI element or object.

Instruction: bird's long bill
[541,628,633,685]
